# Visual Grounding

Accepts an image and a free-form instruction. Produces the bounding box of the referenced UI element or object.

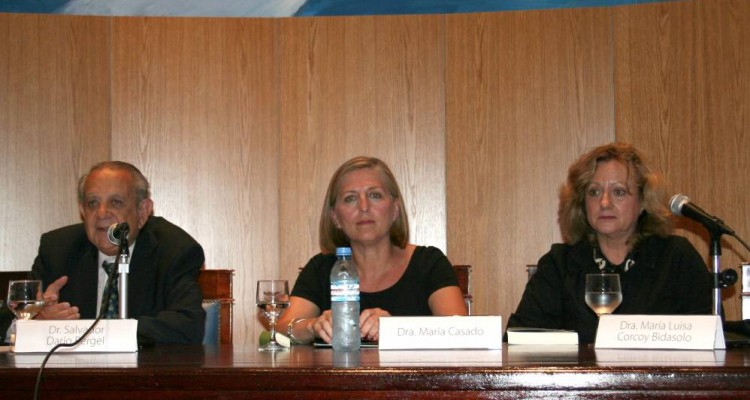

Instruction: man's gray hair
[77,161,151,205]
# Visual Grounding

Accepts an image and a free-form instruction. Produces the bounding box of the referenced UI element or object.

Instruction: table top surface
[2,344,750,399]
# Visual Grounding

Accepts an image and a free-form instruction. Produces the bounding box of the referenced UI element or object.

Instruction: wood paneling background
[445,7,614,317]
[615,0,750,319]
[110,17,279,342]
[1,0,748,345]
[0,14,110,269]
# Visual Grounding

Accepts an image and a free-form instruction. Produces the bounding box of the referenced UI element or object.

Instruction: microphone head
[669,194,690,216]
[107,222,130,245]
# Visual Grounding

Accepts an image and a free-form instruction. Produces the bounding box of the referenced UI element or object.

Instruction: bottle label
[331,281,360,302]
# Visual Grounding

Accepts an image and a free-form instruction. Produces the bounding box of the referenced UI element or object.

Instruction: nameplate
[594,315,725,350]
[13,319,138,353]
[379,316,502,350]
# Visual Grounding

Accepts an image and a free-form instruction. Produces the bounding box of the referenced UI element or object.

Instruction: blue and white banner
[0,0,675,17]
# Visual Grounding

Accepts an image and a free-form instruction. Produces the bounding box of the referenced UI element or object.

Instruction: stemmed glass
[256,280,289,352]
[7,280,45,350]
[7,280,45,320]
[585,273,622,317]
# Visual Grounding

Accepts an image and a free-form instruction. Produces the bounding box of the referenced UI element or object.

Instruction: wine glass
[256,280,289,352]
[7,280,44,350]
[585,273,622,317]
[7,280,45,320]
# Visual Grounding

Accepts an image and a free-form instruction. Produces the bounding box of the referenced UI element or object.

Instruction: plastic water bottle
[330,247,360,351]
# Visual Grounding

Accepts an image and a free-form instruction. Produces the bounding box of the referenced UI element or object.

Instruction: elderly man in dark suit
[1,161,205,345]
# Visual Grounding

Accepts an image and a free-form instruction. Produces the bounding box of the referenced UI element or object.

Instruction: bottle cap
[335,247,352,257]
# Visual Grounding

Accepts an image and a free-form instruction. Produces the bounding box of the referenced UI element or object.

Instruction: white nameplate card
[379,315,502,350]
[14,319,138,353]
[595,315,725,350]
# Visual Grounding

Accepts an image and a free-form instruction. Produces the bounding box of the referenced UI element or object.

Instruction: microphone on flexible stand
[669,194,750,316]
[107,222,130,319]
[669,194,735,236]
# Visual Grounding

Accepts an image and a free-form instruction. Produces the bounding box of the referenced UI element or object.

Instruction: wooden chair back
[452,265,473,315]
[198,269,234,345]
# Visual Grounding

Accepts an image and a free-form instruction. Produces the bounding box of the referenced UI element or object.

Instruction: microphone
[107,222,130,245]
[669,194,734,235]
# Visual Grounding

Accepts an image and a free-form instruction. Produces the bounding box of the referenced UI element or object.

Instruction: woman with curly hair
[507,142,711,343]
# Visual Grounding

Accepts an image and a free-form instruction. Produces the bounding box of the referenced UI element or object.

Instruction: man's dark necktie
[100,261,119,319]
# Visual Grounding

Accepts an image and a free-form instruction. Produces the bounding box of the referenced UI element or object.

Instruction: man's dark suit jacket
[1,216,205,345]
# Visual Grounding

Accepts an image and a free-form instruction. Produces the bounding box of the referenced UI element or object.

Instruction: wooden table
[2,344,749,399]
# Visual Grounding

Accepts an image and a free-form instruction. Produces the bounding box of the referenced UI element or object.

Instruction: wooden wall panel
[111,17,279,345]
[614,0,750,320]
[278,15,447,281]
[0,14,110,272]
[445,9,614,319]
